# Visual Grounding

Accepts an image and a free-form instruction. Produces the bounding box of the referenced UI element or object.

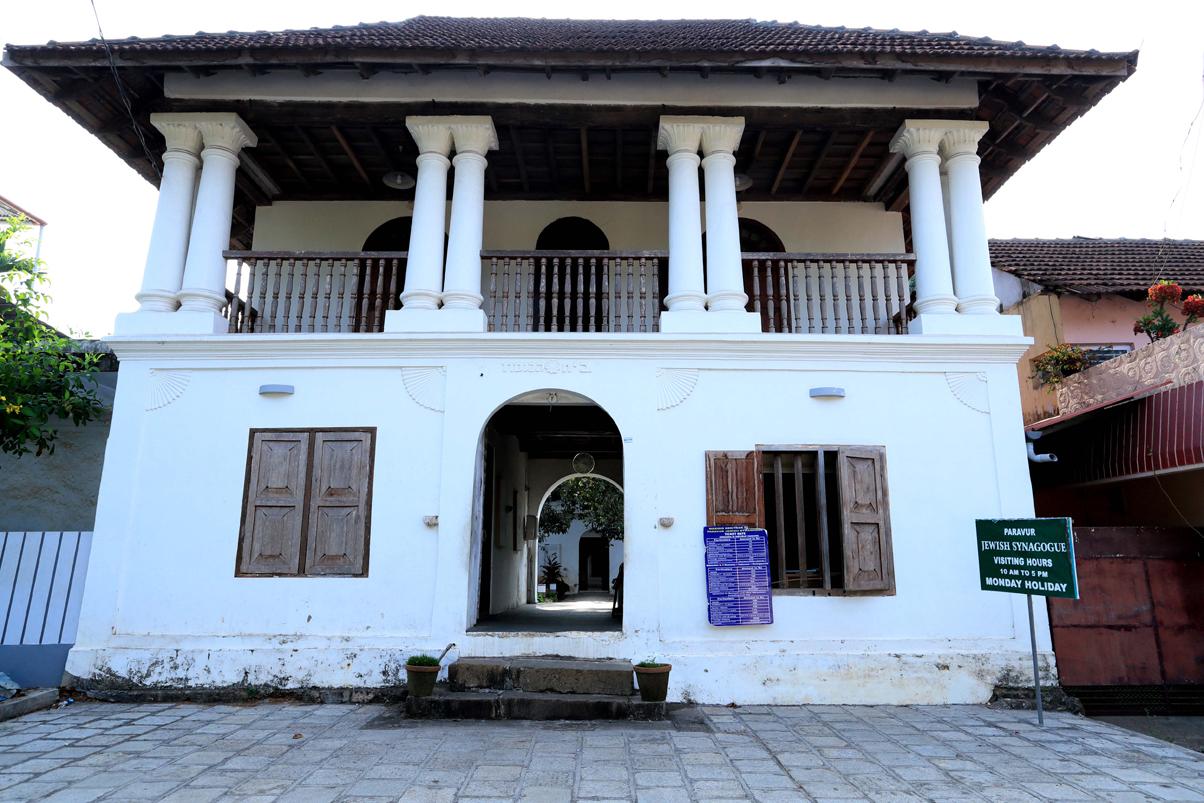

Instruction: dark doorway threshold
[471,591,620,633]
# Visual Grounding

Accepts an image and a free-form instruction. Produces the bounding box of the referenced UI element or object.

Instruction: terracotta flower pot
[405,664,440,697]
[633,663,671,702]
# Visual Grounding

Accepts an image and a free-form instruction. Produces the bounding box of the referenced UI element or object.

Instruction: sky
[2,0,1202,336]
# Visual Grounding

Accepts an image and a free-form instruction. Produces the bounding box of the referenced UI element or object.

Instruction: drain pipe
[437,643,456,663]
[1026,430,1057,463]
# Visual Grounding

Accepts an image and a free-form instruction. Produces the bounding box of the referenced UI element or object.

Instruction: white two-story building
[3,17,1136,704]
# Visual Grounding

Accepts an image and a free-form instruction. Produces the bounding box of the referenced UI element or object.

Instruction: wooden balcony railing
[744,254,914,335]
[223,251,406,333]
[484,251,665,333]
[222,250,913,335]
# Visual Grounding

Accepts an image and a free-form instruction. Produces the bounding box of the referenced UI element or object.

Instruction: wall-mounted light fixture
[423,515,439,527]
[658,517,675,528]
[808,387,846,399]
[258,384,295,396]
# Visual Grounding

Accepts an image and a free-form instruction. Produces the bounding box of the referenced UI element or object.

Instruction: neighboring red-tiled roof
[8,16,1135,65]
[0,194,46,226]
[990,238,1204,294]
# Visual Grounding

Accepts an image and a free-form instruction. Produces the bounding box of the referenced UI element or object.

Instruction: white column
[657,118,706,315]
[134,116,202,312]
[176,114,257,329]
[941,122,1001,314]
[442,118,499,329]
[700,118,750,315]
[398,119,453,312]
[889,121,957,317]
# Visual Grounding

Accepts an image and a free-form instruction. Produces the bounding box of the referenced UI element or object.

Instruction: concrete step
[406,689,664,721]
[449,656,634,696]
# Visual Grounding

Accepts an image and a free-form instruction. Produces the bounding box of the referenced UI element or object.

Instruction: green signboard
[975,518,1079,599]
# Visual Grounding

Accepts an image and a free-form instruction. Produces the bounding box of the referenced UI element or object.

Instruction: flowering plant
[1031,344,1089,387]
[1134,280,1198,343]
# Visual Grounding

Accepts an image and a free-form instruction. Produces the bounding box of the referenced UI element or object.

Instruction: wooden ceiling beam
[580,127,591,194]
[330,126,371,185]
[831,131,873,195]
[295,127,338,183]
[646,129,658,195]
[509,126,530,193]
[366,127,403,171]
[799,131,837,195]
[862,151,902,199]
[545,130,560,190]
[260,128,312,189]
[770,130,802,195]
[615,129,623,190]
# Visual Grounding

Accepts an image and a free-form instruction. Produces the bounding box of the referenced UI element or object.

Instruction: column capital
[149,114,203,155]
[657,117,703,155]
[450,117,499,155]
[406,117,454,156]
[157,113,257,154]
[889,120,951,159]
[939,121,991,160]
[699,117,745,157]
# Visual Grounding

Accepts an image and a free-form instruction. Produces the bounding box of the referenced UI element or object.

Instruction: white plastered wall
[72,333,1046,704]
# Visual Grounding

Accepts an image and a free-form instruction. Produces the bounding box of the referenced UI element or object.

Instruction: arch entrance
[468,391,624,633]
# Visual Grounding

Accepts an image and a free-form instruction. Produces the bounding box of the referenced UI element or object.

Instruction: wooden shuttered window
[238,428,375,577]
[704,451,761,526]
[704,446,894,595]
[836,447,894,593]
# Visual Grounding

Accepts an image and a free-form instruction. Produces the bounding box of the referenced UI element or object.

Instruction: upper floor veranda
[3,17,1136,343]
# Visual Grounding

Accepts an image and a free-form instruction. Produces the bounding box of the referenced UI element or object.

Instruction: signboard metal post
[976,518,1078,727]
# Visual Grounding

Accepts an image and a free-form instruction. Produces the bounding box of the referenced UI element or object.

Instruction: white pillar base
[384,308,487,333]
[910,312,1024,337]
[660,310,763,334]
[113,310,229,336]
[956,295,1002,314]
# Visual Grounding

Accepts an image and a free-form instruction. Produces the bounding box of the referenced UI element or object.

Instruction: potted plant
[405,654,441,697]
[633,659,672,703]
[540,554,569,601]
[1031,343,1088,387]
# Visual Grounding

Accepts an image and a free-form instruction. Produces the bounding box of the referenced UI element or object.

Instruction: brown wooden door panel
[705,451,762,527]
[240,431,309,575]
[837,446,894,593]
[305,431,372,576]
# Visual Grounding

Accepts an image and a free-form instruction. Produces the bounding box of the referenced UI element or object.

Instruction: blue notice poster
[704,525,774,626]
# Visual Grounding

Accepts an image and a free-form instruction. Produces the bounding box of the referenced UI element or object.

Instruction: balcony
[223,250,914,335]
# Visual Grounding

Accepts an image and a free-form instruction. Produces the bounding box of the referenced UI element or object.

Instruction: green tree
[538,476,624,542]
[0,216,103,456]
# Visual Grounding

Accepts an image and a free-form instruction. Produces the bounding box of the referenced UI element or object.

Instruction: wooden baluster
[511,260,523,333]
[588,257,598,332]
[487,257,498,332]
[765,260,778,333]
[820,261,836,334]
[536,258,548,332]
[849,261,863,334]
[242,259,259,333]
[636,258,647,333]
[751,259,763,318]
[356,259,373,332]
[281,259,297,333]
[626,258,636,333]
[264,259,279,333]
[372,257,389,332]
[551,258,558,332]
[896,261,911,334]
[337,260,353,333]
[776,260,790,333]
[854,260,867,334]
[652,257,662,333]
[309,258,322,333]
[575,257,584,332]
[291,258,307,333]
[869,261,885,334]
[524,259,534,333]
[316,260,330,333]
[789,261,803,334]
[602,258,612,333]
[501,258,513,332]
[562,258,573,332]
[227,259,243,333]
[804,261,817,334]
[386,258,400,312]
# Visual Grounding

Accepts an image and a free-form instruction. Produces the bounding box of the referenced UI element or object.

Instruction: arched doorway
[536,474,624,596]
[469,391,623,633]
[536,217,610,251]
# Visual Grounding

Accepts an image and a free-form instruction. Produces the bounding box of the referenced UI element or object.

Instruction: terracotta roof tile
[10,16,1134,63]
[990,238,1204,294]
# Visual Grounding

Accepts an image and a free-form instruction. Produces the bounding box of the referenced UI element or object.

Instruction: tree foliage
[538,476,624,542]
[0,216,104,456]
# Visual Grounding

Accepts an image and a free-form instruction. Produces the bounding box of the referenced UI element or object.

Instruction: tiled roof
[990,238,1204,294]
[10,16,1135,63]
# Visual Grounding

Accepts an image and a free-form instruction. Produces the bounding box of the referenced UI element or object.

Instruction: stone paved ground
[0,701,1202,802]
